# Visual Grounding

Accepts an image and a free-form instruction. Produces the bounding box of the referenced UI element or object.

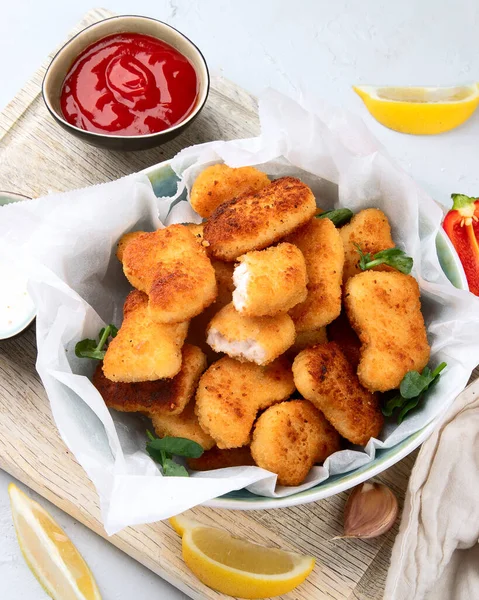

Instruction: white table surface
[0,1,478,598]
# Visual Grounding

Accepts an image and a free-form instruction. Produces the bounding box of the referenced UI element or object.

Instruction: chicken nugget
[250,400,341,486]
[187,446,255,471]
[288,327,328,357]
[293,342,383,445]
[93,344,206,417]
[116,231,146,263]
[345,271,430,392]
[232,243,308,316]
[103,291,188,382]
[206,302,295,365]
[195,356,295,448]
[286,217,344,331]
[327,311,361,370]
[122,224,217,323]
[184,222,205,245]
[204,177,316,261]
[151,400,215,450]
[339,208,395,283]
[190,164,270,218]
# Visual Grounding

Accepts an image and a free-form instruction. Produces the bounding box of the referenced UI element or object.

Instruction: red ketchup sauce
[60,33,199,136]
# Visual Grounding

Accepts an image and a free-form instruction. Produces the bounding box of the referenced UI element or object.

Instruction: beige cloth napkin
[384,379,479,600]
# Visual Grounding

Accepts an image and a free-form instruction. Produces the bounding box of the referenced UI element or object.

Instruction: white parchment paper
[1,89,479,534]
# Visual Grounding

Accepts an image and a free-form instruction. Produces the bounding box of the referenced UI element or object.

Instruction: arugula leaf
[354,244,413,275]
[147,436,204,458]
[145,431,204,477]
[75,324,118,360]
[316,208,354,227]
[381,362,447,423]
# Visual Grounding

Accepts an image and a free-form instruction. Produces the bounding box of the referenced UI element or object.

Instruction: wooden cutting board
[1,9,477,600]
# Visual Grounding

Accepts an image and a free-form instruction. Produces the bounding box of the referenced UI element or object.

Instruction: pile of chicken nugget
[92,164,431,487]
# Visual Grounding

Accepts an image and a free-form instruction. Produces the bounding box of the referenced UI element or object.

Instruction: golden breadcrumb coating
[293,342,383,445]
[195,356,295,449]
[187,446,255,471]
[288,327,328,357]
[151,400,215,450]
[184,222,205,244]
[102,291,188,382]
[190,164,270,218]
[206,302,295,365]
[344,271,430,392]
[122,224,217,323]
[186,260,235,363]
[339,208,395,283]
[93,344,206,417]
[327,311,361,370]
[116,231,146,263]
[250,399,341,486]
[232,243,308,317]
[204,177,316,261]
[286,217,344,331]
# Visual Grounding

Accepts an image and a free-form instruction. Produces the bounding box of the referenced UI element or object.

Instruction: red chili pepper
[443,194,479,295]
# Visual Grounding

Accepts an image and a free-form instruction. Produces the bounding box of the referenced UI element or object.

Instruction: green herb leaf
[162,458,189,477]
[147,436,204,459]
[354,244,413,275]
[317,208,354,227]
[381,362,447,422]
[75,324,118,360]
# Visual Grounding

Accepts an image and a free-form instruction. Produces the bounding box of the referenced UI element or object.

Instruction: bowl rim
[41,14,210,140]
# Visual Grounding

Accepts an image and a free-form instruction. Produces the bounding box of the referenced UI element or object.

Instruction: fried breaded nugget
[204,177,316,261]
[152,400,215,450]
[122,224,217,323]
[232,243,308,317]
[286,217,344,331]
[288,327,328,357]
[339,208,395,283]
[103,291,189,382]
[116,231,146,263]
[186,260,235,363]
[190,164,270,218]
[93,344,206,417]
[195,356,295,448]
[184,222,205,244]
[250,400,341,486]
[293,342,383,445]
[206,302,295,365]
[327,311,361,370]
[344,271,430,392]
[187,446,255,471]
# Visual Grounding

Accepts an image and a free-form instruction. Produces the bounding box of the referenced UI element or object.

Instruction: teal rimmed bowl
[144,160,468,510]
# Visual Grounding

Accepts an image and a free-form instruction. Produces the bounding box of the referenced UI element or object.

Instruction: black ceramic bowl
[42,15,210,151]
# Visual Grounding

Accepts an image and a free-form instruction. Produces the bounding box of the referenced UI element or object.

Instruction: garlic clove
[343,481,398,539]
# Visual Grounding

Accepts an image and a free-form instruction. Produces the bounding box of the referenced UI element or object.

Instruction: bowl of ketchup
[42,16,210,151]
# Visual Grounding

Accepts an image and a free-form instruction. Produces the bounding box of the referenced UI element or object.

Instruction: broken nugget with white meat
[339,208,395,283]
[286,217,344,331]
[206,302,295,365]
[293,342,383,446]
[344,270,430,392]
[187,446,255,471]
[103,291,189,382]
[93,344,206,417]
[195,356,295,449]
[190,164,270,218]
[232,243,308,316]
[152,400,215,450]
[250,400,341,486]
[204,177,316,261]
[122,224,217,323]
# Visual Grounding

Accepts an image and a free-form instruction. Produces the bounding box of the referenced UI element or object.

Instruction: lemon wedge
[353,84,479,134]
[8,483,101,600]
[169,513,314,598]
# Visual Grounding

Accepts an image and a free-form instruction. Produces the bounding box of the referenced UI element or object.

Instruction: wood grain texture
[0,8,477,600]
